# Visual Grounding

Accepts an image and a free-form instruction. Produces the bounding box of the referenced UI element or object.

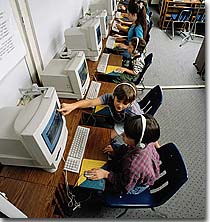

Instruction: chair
[138,84,163,116]
[101,143,188,218]
[165,9,192,39]
[132,53,153,89]
[193,12,205,35]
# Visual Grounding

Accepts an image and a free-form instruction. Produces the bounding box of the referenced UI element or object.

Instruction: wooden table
[0,82,114,218]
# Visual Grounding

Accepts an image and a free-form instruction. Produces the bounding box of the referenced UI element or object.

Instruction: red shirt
[107,142,160,193]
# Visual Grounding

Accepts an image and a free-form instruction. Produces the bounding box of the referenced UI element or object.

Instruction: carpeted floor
[67,6,206,220]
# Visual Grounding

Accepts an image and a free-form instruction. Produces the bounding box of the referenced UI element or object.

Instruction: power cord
[62,157,93,211]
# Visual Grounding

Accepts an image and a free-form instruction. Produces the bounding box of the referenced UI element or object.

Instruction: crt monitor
[0,87,68,173]
[78,10,108,39]
[64,18,102,61]
[96,10,108,38]
[41,51,90,99]
[89,0,116,17]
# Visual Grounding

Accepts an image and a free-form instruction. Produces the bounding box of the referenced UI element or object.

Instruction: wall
[0,0,91,108]
[27,0,91,67]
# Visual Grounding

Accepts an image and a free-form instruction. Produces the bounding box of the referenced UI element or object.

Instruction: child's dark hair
[130,37,146,53]
[113,82,137,105]
[128,3,147,40]
[124,114,160,145]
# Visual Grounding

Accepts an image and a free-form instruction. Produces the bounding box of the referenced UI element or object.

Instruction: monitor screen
[42,103,63,153]
[96,25,101,45]
[78,60,88,86]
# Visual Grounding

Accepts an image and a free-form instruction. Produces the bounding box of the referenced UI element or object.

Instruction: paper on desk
[94,104,109,113]
[105,65,122,74]
[78,159,106,186]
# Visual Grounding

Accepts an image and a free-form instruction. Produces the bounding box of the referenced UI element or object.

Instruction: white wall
[0,0,91,108]
[0,59,32,108]
[28,0,92,67]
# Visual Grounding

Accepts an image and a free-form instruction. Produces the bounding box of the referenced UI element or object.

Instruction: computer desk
[0,84,118,218]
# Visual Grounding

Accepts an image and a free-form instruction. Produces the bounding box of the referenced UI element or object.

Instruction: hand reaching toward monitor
[57,103,76,116]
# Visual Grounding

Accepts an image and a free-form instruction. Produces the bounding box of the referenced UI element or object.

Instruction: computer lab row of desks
[0,40,123,217]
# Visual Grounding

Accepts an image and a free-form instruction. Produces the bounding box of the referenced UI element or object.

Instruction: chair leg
[164,19,173,40]
[172,22,174,38]
[116,208,128,218]
[151,207,168,218]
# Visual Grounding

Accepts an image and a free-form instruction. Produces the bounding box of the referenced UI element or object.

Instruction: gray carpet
[68,6,206,220]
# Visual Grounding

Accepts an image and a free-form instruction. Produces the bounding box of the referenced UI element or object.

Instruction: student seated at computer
[116,0,150,29]
[58,82,143,139]
[86,114,161,194]
[111,3,147,59]
[114,37,146,83]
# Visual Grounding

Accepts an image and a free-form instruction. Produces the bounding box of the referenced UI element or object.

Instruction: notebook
[77,159,107,191]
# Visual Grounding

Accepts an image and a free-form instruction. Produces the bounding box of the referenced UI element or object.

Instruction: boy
[86,114,161,194]
[58,82,143,139]
[115,37,146,82]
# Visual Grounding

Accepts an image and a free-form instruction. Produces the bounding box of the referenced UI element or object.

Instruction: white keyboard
[112,20,119,33]
[64,126,90,173]
[97,53,110,73]
[86,81,101,100]
[106,36,115,49]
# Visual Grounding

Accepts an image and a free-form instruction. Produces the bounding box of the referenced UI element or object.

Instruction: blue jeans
[128,185,149,195]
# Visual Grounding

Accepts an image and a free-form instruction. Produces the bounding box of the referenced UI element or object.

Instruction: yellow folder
[105,65,121,74]
[77,158,106,186]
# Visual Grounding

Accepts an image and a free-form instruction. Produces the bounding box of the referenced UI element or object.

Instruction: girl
[113,3,147,59]
[87,114,161,194]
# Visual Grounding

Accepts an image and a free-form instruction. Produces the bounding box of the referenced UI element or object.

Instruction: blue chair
[165,9,192,39]
[193,12,205,35]
[102,143,188,218]
[138,85,163,116]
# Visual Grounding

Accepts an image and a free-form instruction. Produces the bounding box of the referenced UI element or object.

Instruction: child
[58,82,143,139]
[115,37,146,82]
[112,3,147,59]
[86,114,161,194]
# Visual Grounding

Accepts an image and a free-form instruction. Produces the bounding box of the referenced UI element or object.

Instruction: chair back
[133,53,153,85]
[103,143,188,209]
[149,143,188,206]
[177,9,192,22]
[138,85,163,116]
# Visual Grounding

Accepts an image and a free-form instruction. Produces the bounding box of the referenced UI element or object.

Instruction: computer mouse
[84,171,94,178]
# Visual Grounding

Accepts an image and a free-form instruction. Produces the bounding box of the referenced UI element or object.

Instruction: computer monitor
[0,87,68,173]
[89,0,116,22]
[40,51,90,99]
[78,10,108,39]
[64,18,102,61]
[96,10,108,38]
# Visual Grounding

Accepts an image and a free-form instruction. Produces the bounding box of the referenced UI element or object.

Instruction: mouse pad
[77,159,106,191]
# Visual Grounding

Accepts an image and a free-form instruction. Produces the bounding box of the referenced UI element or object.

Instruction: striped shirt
[106,142,160,194]
[132,53,145,76]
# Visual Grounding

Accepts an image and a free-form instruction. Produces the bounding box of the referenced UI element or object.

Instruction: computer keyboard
[86,81,101,100]
[64,126,90,173]
[97,53,110,73]
[105,36,115,49]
